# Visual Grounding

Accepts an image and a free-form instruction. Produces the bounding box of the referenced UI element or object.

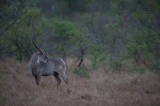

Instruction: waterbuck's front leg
[34,75,41,85]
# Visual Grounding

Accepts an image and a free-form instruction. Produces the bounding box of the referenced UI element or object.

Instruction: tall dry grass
[0,58,160,106]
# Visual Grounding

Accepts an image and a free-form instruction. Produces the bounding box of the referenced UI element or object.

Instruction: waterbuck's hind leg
[34,75,41,85]
[54,72,61,86]
[61,72,68,84]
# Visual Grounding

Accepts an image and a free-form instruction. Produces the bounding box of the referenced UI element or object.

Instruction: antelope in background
[28,38,68,86]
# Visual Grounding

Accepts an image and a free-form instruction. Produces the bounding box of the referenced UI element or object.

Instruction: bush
[73,66,89,78]
[127,65,147,73]
[109,57,122,71]
[2,7,45,61]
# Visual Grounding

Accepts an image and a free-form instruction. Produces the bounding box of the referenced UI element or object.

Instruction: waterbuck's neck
[37,57,40,64]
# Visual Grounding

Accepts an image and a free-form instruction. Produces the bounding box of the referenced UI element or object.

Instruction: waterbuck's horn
[32,37,42,53]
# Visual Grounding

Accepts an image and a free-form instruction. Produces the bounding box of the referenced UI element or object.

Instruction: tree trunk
[78,48,84,67]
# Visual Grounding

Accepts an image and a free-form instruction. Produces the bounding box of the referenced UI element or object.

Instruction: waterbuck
[28,39,68,86]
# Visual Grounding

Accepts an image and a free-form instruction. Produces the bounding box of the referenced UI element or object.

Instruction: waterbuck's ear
[39,50,44,55]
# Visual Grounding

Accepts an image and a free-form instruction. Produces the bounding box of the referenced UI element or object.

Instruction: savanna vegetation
[0,0,160,105]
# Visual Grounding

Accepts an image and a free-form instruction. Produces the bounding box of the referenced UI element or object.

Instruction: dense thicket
[0,0,160,70]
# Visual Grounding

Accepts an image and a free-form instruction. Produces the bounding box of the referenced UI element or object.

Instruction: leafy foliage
[127,3,160,70]
[54,18,80,39]
[0,0,26,35]
[52,18,81,57]
[1,7,46,61]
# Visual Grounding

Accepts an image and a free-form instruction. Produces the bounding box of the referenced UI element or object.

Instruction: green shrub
[127,65,147,73]
[73,66,89,78]
[109,57,122,70]
[89,56,98,70]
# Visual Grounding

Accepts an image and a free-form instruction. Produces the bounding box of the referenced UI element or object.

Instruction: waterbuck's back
[48,58,66,73]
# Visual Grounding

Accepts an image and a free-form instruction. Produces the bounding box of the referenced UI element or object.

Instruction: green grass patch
[73,66,89,78]
[109,58,122,70]
[127,65,147,73]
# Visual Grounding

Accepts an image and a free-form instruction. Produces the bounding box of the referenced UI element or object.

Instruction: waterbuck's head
[37,52,48,63]
[32,38,48,63]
